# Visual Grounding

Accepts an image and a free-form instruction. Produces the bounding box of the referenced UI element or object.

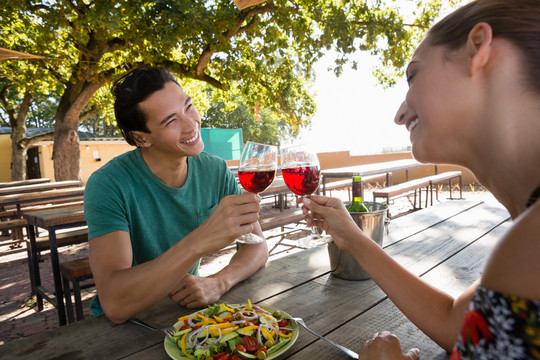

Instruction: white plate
[164,304,299,359]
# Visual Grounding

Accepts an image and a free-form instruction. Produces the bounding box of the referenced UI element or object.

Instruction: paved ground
[0,185,490,345]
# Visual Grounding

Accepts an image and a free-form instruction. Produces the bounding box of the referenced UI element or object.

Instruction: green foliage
[2,0,445,133]
[203,100,288,146]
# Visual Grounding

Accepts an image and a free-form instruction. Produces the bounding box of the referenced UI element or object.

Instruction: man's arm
[89,230,206,324]
[169,222,269,308]
[89,192,262,323]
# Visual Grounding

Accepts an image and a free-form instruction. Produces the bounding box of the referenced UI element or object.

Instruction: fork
[129,317,177,339]
[286,317,359,359]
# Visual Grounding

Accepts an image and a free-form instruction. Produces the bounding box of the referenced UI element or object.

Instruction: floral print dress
[451,286,540,359]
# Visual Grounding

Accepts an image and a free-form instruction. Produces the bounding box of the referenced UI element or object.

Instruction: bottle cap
[353,176,361,182]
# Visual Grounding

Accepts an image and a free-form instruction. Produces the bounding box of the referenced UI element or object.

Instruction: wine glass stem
[304,195,322,237]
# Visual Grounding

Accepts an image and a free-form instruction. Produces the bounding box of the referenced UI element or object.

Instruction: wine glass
[237,141,278,244]
[281,145,332,247]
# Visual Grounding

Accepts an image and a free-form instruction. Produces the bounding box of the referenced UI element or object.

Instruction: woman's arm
[302,195,476,351]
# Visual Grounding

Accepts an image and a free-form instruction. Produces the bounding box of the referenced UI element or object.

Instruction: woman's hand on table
[359,331,420,360]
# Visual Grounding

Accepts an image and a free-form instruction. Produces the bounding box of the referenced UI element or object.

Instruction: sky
[297,1,466,155]
[298,52,411,155]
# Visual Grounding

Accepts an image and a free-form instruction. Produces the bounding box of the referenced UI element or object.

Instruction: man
[84,66,268,324]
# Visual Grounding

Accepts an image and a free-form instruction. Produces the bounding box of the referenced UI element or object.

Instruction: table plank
[0,180,82,196]
[22,204,85,227]
[385,199,485,246]
[0,178,50,189]
[292,214,512,359]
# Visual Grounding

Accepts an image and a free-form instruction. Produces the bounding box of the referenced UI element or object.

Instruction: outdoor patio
[0,185,494,345]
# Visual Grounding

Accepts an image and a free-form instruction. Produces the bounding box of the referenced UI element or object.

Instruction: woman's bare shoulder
[481,201,540,300]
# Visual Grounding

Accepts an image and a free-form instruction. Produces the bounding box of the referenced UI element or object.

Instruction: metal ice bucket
[328,201,388,280]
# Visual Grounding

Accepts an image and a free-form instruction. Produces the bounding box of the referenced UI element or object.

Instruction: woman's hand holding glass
[281,145,332,247]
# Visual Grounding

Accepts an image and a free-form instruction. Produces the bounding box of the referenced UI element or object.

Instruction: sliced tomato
[243,335,259,352]
[179,324,191,331]
[235,344,247,353]
[255,346,267,354]
[277,319,290,327]
[215,354,231,360]
[231,355,242,360]
[212,353,227,359]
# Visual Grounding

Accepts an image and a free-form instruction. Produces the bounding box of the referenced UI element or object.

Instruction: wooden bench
[425,171,463,205]
[373,177,431,211]
[322,173,390,198]
[0,218,28,248]
[260,208,304,232]
[60,257,93,323]
[25,227,89,298]
[372,171,464,215]
[28,227,89,254]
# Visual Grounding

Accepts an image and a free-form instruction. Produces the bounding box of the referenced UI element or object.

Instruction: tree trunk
[9,92,33,181]
[53,122,82,181]
[53,80,102,181]
[10,127,27,181]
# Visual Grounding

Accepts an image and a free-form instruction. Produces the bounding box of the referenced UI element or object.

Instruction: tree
[0,15,60,180]
[203,100,287,146]
[2,0,445,180]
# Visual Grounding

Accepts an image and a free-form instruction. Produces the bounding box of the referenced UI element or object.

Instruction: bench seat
[373,177,431,210]
[260,208,304,232]
[60,257,93,323]
[0,218,28,248]
[29,227,89,252]
[323,173,390,198]
[424,171,463,205]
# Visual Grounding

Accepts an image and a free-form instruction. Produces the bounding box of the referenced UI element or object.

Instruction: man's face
[136,81,204,158]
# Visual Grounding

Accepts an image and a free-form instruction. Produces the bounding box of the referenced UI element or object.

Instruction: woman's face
[394,40,481,164]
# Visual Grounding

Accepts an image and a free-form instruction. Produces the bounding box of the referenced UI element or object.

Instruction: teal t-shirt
[84,149,241,316]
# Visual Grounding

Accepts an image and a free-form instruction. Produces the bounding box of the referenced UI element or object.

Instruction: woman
[301,0,540,358]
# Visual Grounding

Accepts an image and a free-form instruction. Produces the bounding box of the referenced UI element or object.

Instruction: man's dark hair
[112,66,180,146]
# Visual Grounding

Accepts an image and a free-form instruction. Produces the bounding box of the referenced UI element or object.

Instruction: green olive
[257,351,267,359]
[205,356,213,360]
[264,340,274,347]
[272,310,283,318]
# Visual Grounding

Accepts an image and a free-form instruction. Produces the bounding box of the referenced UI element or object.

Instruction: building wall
[37,141,133,183]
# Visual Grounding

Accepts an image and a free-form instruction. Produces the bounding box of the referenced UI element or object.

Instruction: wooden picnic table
[0,186,85,215]
[320,159,434,195]
[22,204,87,326]
[1,198,511,359]
[0,180,82,197]
[0,177,50,189]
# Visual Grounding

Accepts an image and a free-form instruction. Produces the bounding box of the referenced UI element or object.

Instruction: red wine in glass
[282,166,319,196]
[238,169,276,193]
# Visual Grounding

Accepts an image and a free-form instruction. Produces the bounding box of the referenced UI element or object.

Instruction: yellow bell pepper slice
[220,304,235,313]
[180,332,195,359]
[242,325,259,332]
[279,331,293,338]
[177,314,192,322]
[261,327,274,341]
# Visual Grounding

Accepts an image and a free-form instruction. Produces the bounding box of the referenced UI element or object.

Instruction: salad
[169,300,296,360]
